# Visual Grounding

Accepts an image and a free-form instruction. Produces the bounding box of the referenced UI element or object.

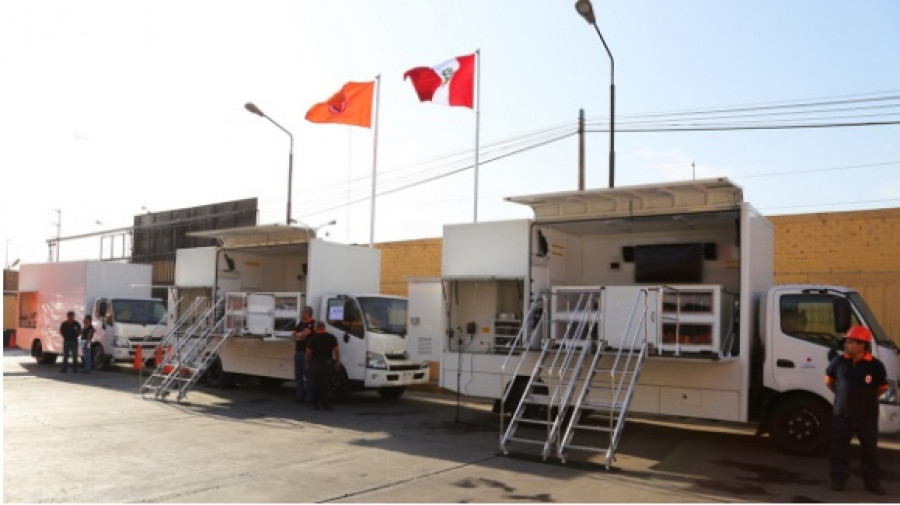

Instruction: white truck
[407,178,900,463]
[16,260,168,368]
[169,224,430,399]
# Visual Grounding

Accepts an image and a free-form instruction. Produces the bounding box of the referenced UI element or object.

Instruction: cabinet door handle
[776,359,795,368]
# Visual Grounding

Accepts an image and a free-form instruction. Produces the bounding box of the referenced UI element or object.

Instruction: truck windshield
[358,297,408,336]
[848,292,897,350]
[112,299,167,326]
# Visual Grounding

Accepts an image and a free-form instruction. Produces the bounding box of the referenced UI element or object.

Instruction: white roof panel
[505,178,744,222]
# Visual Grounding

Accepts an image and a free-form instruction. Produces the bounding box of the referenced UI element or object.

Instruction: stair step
[571,423,614,433]
[561,443,607,454]
[581,399,626,410]
[514,417,554,426]
[506,436,548,446]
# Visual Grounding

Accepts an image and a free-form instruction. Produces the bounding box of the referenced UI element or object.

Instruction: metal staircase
[500,286,651,469]
[499,287,602,460]
[140,297,234,402]
[557,288,650,469]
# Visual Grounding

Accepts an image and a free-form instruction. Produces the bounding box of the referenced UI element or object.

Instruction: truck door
[770,292,851,397]
[324,296,366,382]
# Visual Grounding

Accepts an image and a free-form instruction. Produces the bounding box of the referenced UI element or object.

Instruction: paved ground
[3,347,898,503]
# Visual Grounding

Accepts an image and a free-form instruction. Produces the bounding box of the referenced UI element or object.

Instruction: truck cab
[762,285,900,452]
[322,294,429,398]
[92,296,168,368]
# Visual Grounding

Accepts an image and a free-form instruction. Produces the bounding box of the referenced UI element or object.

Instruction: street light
[245,102,295,225]
[575,0,616,188]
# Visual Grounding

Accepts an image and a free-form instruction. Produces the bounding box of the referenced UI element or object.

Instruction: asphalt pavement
[3,347,897,503]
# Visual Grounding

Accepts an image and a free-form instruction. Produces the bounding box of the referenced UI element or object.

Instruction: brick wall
[770,207,900,342]
[374,238,442,297]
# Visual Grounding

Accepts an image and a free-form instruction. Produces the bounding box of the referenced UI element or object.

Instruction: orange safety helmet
[845,325,872,343]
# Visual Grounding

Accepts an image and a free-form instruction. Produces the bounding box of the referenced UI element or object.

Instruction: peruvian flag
[403,53,475,109]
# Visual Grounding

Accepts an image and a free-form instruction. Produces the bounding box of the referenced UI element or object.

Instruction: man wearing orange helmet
[825,325,889,495]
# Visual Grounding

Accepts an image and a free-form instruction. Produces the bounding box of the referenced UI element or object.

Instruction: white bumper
[363,364,430,388]
[879,403,900,434]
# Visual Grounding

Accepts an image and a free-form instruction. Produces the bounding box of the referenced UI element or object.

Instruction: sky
[2,0,899,266]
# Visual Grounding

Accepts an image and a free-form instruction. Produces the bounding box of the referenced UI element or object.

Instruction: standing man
[81,314,95,374]
[291,306,315,403]
[306,321,340,410]
[59,311,82,373]
[825,325,888,495]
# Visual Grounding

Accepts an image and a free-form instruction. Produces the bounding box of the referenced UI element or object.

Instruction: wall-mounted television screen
[634,243,703,283]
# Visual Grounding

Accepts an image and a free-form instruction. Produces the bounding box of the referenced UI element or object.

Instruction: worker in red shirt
[825,325,889,495]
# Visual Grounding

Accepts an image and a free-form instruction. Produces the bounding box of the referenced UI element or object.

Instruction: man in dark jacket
[59,310,82,373]
[825,325,889,495]
[306,321,340,410]
[291,306,315,403]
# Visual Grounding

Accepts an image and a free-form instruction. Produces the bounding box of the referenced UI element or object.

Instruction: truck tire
[203,356,236,388]
[91,343,110,370]
[32,341,58,365]
[770,396,831,456]
[329,366,350,402]
[377,386,406,400]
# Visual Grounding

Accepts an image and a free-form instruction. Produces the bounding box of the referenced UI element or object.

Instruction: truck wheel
[770,397,831,456]
[32,341,57,365]
[203,356,235,388]
[329,366,350,402]
[377,386,406,400]
[91,343,110,370]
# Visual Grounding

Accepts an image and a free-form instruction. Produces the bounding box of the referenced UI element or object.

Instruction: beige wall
[378,207,900,344]
[770,208,900,343]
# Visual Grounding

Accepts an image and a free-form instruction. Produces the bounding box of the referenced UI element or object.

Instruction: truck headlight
[114,337,129,348]
[366,352,388,370]
[880,379,898,405]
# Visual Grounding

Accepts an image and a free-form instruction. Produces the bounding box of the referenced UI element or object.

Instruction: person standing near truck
[825,325,888,495]
[306,321,340,410]
[59,311,82,373]
[291,306,315,403]
[80,315,94,374]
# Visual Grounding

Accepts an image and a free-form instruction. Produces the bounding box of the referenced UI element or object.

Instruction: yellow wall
[770,207,900,342]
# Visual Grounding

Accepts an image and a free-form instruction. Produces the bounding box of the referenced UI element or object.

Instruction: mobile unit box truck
[16,261,168,368]
[407,178,899,462]
[171,224,430,399]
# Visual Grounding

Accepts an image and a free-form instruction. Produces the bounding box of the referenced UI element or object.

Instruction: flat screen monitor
[634,243,703,283]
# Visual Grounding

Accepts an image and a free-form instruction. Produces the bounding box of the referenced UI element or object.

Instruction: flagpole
[473,48,481,223]
[369,74,381,248]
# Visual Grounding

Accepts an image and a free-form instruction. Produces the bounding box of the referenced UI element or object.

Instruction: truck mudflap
[364,362,430,388]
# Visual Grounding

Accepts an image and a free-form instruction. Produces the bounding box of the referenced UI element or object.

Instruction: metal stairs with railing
[140,297,234,403]
[557,288,650,469]
[500,286,651,469]
[499,287,603,460]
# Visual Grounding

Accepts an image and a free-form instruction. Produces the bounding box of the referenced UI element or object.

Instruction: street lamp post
[575,0,616,188]
[245,102,295,225]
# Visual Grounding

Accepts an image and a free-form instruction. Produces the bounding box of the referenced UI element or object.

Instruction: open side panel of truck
[306,239,381,299]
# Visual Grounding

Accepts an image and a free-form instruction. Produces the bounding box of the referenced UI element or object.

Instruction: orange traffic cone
[8,331,15,349]
[133,346,143,370]
[154,346,163,366]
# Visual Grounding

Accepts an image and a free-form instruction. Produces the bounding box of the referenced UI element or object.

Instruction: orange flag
[305,81,374,128]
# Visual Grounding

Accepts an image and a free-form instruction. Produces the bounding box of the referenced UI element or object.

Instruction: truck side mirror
[833,298,852,333]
